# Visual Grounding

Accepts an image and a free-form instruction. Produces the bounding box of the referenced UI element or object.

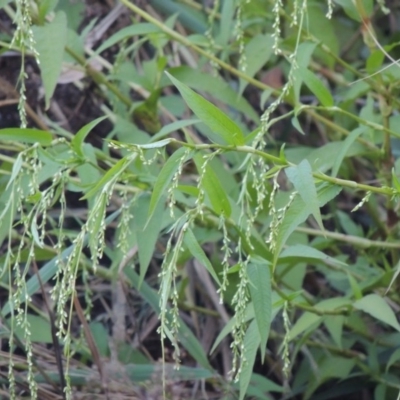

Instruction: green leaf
[71,116,107,158]
[151,119,201,141]
[32,11,68,108]
[274,183,341,266]
[289,312,322,341]
[248,263,271,360]
[5,152,23,191]
[306,3,339,67]
[165,66,258,123]
[285,159,324,231]
[353,294,400,332]
[134,194,164,286]
[299,67,334,107]
[194,155,232,217]
[90,321,109,357]
[132,88,162,134]
[243,373,284,397]
[148,147,191,220]
[94,24,162,55]
[238,34,274,96]
[332,127,365,177]
[324,315,344,348]
[347,272,363,300]
[166,71,245,145]
[210,305,255,355]
[291,117,306,135]
[279,244,346,266]
[81,156,132,199]
[7,315,53,343]
[184,228,220,285]
[0,128,52,145]
[135,139,171,149]
[239,320,260,400]
[293,42,317,103]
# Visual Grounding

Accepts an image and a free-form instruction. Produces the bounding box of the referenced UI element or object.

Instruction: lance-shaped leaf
[148,147,192,220]
[248,262,271,360]
[33,11,68,109]
[0,128,52,145]
[285,159,324,231]
[166,71,245,145]
[71,116,107,158]
[194,154,232,217]
[239,320,260,400]
[354,294,400,332]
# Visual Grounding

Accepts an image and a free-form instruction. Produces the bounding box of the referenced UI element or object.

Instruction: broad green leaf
[165,66,258,123]
[90,321,109,357]
[166,72,245,145]
[184,228,220,285]
[151,119,200,141]
[77,144,102,185]
[316,297,351,311]
[332,126,367,177]
[194,155,232,217]
[343,81,370,102]
[5,152,23,191]
[291,116,306,135]
[347,272,363,300]
[239,320,260,400]
[306,3,339,67]
[7,314,52,343]
[217,0,236,47]
[319,356,355,380]
[324,315,344,348]
[285,160,324,231]
[304,356,356,398]
[248,263,271,360]
[0,128,53,145]
[211,293,283,355]
[238,34,274,96]
[353,294,400,332]
[148,147,191,219]
[242,373,284,397]
[299,67,334,107]
[147,0,207,34]
[279,245,346,266]
[32,11,67,108]
[293,42,317,103]
[81,156,133,199]
[134,194,164,286]
[135,139,171,149]
[289,312,322,341]
[71,116,107,158]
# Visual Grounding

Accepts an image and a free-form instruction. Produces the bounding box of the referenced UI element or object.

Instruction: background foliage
[1,0,400,399]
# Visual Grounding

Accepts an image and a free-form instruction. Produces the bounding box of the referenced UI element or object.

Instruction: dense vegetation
[1,0,400,399]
